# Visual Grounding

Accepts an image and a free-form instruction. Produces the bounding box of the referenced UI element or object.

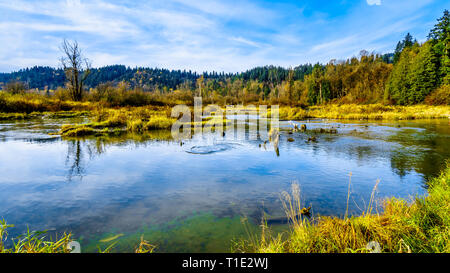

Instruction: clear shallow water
[0,116,449,252]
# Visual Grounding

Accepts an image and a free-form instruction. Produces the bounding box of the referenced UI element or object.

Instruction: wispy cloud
[0,0,447,72]
[367,0,381,6]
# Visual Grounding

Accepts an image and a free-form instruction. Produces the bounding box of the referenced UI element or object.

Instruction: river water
[0,115,449,252]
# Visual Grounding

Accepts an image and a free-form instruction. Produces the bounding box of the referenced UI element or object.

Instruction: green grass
[57,107,170,136]
[0,111,89,121]
[0,92,94,113]
[240,162,450,253]
[59,125,96,137]
[0,112,34,121]
[0,220,73,253]
[56,106,234,137]
[0,219,155,253]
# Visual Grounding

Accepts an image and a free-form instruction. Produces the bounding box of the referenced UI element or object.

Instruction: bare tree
[60,39,91,101]
[4,81,27,94]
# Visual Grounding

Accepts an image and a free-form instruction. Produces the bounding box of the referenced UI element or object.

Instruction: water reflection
[66,140,84,181]
[0,117,449,252]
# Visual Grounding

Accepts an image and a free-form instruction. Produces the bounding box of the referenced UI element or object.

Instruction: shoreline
[240,162,450,253]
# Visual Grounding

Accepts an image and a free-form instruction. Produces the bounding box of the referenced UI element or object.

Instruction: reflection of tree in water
[62,123,450,185]
[65,138,112,181]
[302,122,450,184]
[390,150,416,178]
[388,126,450,183]
[64,131,174,181]
[65,140,84,181]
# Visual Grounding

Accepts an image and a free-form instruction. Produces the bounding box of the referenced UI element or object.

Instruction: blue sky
[0,0,447,73]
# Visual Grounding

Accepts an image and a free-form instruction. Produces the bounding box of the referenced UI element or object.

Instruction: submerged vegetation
[0,219,155,253]
[0,220,73,253]
[2,162,449,253]
[238,162,450,253]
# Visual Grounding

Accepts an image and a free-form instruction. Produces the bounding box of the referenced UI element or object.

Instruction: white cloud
[229,37,262,48]
[367,0,381,5]
[0,0,283,72]
[0,0,444,72]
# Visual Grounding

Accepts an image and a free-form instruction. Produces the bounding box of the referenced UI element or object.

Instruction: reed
[0,92,94,113]
[0,219,155,253]
[0,220,72,253]
[241,161,450,253]
[58,107,175,137]
[306,104,450,120]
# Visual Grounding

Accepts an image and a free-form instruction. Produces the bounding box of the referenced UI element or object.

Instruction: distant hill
[0,54,393,91]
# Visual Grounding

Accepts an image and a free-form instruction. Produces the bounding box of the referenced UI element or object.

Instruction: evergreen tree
[394,33,416,64]
[428,10,450,85]
[409,42,440,103]
[393,41,404,64]
[428,10,450,41]
[306,64,330,105]
[385,47,417,105]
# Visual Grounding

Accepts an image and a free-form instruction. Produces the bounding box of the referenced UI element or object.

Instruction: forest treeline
[0,64,316,94]
[0,10,448,106]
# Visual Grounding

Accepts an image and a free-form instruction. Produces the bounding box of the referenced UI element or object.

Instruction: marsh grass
[0,92,94,113]
[0,111,89,121]
[58,107,175,137]
[0,220,72,253]
[0,112,34,120]
[198,104,449,122]
[2,91,449,120]
[273,104,450,121]
[242,162,450,253]
[187,117,232,128]
[277,107,310,120]
[307,104,450,120]
[57,106,234,137]
[95,235,156,253]
[0,219,155,253]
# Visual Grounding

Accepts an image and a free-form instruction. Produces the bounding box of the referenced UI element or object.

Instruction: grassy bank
[0,111,90,121]
[56,104,450,137]
[277,104,450,120]
[307,104,450,120]
[57,107,175,137]
[2,91,450,126]
[0,220,154,253]
[56,106,231,137]
[0,92,95,113]
[239,162,450,253]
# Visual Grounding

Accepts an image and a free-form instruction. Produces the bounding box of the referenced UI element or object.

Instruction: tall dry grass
[241,162,450,253]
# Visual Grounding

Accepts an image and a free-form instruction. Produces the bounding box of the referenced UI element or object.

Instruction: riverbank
[278,104,450,120]
[56,103,450,137]
[1,104,449,138]
[2,92,450,121]
[0,220,154,253]
[238,162,450,253]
